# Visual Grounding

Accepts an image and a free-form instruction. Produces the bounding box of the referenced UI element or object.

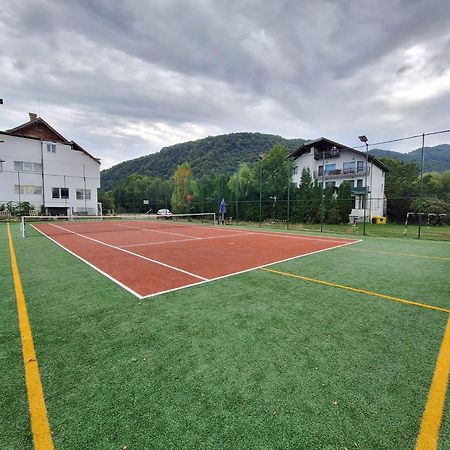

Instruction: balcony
[314,148,340,160]
[352,187,368,195]
[313,167,370,179]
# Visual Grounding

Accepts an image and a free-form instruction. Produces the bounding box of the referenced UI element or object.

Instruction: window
[357,179,363,188]
[293,166,298,175]
[325,164,336,174]
[76,189,91,200]
[47,143,56,153]
[325,181,336,188]
[52,187,69,199]
[357,161,365,172]
[13,160,42,172]
[351,197,356,209]
[14,185,42,195]
[318,165,323,176]
[343,161,355,173]
[346,180,355,187]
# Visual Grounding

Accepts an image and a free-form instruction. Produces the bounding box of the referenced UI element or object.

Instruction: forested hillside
[101,132,305,190]
[370,144,450,172]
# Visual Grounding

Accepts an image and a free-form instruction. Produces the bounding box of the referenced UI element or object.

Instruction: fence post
[418,133,425,239]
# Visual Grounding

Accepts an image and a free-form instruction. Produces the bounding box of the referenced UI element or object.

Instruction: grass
[1,223,449,449]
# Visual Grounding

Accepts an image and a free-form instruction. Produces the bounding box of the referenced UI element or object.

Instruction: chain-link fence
[108,186,450,241]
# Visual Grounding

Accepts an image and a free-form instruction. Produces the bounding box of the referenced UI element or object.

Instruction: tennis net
[20,212,216,238]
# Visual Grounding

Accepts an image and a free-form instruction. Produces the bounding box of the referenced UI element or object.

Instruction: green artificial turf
[1,223,449,449]
[0,226,32,449]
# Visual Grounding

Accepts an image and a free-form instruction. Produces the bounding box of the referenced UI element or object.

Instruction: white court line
[140,239,362,299]
[231,228,355,244]
[31,225,144,299]
[111,222,202,239]
[119,232,255,248]
[49,223,208,281]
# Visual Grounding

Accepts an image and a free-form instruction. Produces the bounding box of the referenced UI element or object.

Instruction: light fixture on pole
[358,135,369,235]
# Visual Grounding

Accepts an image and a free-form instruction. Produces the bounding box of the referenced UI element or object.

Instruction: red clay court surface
[33,220,358,298]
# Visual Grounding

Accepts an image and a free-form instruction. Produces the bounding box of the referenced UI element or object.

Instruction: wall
[0,134,100,214]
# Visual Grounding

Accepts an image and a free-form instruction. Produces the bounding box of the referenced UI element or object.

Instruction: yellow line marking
[261,267,450,313]
[7,224,54,450]
[416,316,450,450]
[345,247,450,262]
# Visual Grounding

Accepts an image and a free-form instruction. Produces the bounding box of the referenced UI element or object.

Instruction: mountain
[370,144,450,172]
[101,132,306,190]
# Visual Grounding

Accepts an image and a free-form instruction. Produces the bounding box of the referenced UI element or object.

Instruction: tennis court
[26,215,357,298]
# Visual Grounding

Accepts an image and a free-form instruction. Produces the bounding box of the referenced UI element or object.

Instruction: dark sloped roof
[7,117,69,143]
[289,137,389,172]
[3,116,100,164]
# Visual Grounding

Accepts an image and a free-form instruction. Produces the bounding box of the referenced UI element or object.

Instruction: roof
[289,137,389,172]
[70,140,100,164]
[7,116,69,143]
[2,116,100,164]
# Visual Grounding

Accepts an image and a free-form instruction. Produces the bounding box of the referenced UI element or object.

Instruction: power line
[352,129,450,149]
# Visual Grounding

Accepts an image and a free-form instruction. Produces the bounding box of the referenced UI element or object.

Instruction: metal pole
[287,164,290,229]
[259,157,262,227]
[235,174,239,225]
[40,140,46,211]
[363,142,369,235]
[418,133,425,239]
[320,150,325,232]
[83,164,87,213]
[17,171,21,203]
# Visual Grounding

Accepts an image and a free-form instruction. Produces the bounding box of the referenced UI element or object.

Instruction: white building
[289,137,388,223]
[0,113,100,215]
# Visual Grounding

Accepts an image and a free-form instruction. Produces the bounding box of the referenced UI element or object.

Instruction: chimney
[29,112,38,121]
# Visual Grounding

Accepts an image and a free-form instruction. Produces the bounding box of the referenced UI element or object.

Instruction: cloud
[1,0,449,167]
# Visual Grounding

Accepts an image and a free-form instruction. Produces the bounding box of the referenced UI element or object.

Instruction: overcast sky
[1,0,449,168]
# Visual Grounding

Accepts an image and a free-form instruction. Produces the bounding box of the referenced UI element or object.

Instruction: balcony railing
[313,167,370,179]
[351,187,368,195]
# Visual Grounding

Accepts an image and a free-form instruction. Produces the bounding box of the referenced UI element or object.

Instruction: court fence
[108,195,450,241]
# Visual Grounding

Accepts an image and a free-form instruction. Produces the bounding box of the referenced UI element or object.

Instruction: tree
[337,182,353,224]
[411,197,450,215]
[293,168,313,223]
[261,144,291,199]
[323,185,340,224]
[171,163,197,213]
[380,158,419,222]
[311,181,323,223]
[98,191,115,213]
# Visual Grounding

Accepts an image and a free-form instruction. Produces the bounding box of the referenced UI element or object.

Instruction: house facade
[289,137,388,223]
[0,113,100,215]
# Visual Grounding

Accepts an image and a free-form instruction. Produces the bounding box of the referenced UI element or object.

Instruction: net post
[20,216,25,238]
[213,213,216,225]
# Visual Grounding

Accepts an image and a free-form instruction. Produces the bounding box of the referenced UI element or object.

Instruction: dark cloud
[1,0,449,167]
